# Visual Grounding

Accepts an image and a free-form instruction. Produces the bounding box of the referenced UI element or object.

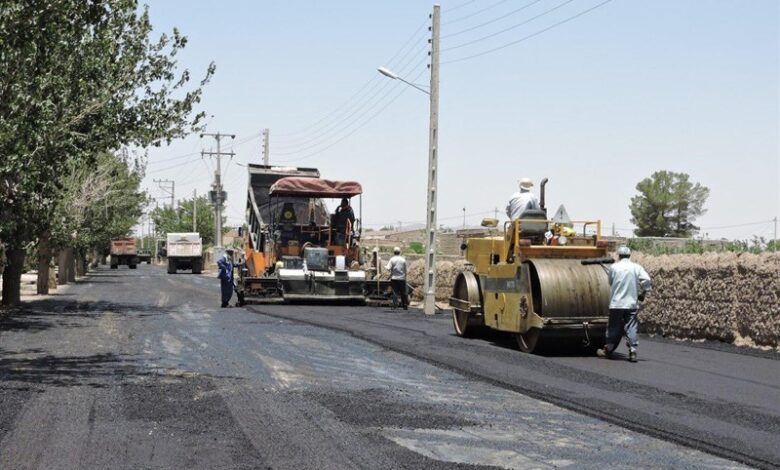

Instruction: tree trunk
[67,249,76,282]
[1,248,26,306]
[57,250,69,285]
[75,252,85,277]
[90,249,100,269]
[37,232,51,295]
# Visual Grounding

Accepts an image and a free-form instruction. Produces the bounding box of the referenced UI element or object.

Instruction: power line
[442,0,545,38]
[446,0,477,13]
[442,0,513,26]
[274,18,429,140]
[276,63,430,163]
[274,40,430,150]
[442,0,577,52]
[274,57,430,160]
[442,0,613,64]
[274,49,430,155]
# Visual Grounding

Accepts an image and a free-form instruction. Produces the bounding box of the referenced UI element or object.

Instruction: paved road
[0,265,776,469]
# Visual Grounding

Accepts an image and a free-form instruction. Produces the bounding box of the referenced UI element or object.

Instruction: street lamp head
[377,67,398,80]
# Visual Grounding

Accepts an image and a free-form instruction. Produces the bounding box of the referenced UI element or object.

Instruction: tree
[0,1,214,305]
[629,171,710,237]
[150,196,222,246]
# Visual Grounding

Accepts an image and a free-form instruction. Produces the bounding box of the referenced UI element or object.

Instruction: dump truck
[450,178,611,353]
[238,164,394,304]
[110,238,139,269]
[137,250,152,264]
[166,232,203,274]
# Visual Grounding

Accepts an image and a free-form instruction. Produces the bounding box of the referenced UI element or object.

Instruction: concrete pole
[215,135,223,248]
[774,216,777,252]
[422,4,440,316]
[263,128,270,165]
[193,189,197,232]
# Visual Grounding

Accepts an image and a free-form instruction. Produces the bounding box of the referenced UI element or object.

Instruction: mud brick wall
[632,252,780,348]
[404,252,779,348]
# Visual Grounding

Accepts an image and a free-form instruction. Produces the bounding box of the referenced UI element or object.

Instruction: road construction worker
[385,247,408,310]
[333,197,355,245]
[598,246,652,362]
[506,177,540,220]
[217,249,235,308]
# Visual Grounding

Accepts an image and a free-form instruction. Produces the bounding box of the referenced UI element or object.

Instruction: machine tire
[192,259,202,275]
[129,263,137,269]
[110,264,118,269]
[167,259,176,274]
[451,271,484,338]
[515,328,541,353]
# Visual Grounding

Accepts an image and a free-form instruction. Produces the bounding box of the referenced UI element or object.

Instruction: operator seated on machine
[506,177,540,220]
[332,197,355,246]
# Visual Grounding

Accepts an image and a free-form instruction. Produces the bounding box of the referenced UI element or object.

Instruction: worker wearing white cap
[506,177,540,220]
[385,247,408,310]
[598,246,652,363]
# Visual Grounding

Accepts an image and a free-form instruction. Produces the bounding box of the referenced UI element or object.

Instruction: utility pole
[201,132,235,248]
[153,179,175,209]
[494,207,498,220]
[774,216,777,252]
[193,189,197,232]
[262,128,270,165]
[422,4,440,316]
[462,207,466,229]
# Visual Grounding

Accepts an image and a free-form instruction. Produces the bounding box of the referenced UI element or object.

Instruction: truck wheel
[167,259,176,274]
[110,264,118,269]
[129,263,137,269]
[192,259,202,275]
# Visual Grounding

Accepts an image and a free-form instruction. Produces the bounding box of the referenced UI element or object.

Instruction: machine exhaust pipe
[539,177,549,211]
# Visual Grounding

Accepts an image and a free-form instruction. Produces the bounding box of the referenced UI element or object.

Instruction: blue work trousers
[605,308,638,353]
[220,279,233,307]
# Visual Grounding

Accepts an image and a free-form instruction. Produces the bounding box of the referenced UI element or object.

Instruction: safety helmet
[519,178,533,190]
[617,246,631,257]
[393,246,401,254]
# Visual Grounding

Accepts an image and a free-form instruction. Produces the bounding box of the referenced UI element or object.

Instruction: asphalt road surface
[0,265,777,470]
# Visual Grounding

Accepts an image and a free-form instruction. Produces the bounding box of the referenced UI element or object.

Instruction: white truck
[166,232,203,274]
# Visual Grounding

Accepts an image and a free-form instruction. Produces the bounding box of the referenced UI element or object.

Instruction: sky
[139,0,779,241]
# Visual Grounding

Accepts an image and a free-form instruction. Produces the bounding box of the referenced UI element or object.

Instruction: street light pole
[423,4,441,316]
[376,4,440,316]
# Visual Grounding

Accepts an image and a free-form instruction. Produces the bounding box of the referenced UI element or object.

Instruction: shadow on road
[0,353,153,388]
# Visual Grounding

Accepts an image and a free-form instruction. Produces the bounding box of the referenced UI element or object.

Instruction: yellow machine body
[451,218,611,352]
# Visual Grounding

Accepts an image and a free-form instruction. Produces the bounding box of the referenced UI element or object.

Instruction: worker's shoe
[596,348,612,359]
[628,350,638,363]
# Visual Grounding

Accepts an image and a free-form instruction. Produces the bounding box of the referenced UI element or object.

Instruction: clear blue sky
[140,0,779,241]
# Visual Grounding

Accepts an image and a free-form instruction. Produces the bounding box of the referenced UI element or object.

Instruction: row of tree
[0,1,214,305]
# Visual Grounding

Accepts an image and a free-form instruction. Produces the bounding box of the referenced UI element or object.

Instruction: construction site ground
[0,265,777,469]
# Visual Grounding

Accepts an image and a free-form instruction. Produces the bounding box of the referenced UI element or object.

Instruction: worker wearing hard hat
[506,177,540,220]
[597,246,652,363]
[385,247,408,310]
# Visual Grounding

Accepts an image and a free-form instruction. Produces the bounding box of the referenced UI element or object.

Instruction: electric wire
[446,0,477,13]
[274,18,429,140]
[442,0,613,64]
[273,45,430,155]
[442,0,545,38]
[442,0,513,26]
[442,0,577,52]
[276,63,430,163]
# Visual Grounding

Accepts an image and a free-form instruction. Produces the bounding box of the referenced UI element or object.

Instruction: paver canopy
[269,177,363,198]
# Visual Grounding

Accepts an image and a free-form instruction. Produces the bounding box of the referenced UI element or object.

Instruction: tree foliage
[0,0,214,304]
[150,196,222,246]
[629,171,710,237]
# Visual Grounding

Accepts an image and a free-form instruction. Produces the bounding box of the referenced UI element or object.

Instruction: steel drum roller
[525,258,610,318]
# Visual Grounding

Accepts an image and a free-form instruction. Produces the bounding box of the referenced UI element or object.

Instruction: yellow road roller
[450,181,612,353]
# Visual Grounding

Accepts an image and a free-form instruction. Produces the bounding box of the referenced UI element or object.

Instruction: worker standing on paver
[217,249,235,308]
[385,247,408,310]
[598,246,652,362]
[506,177,540,220]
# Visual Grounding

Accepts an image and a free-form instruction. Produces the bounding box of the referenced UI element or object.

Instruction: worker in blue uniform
[217,249,235,308]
